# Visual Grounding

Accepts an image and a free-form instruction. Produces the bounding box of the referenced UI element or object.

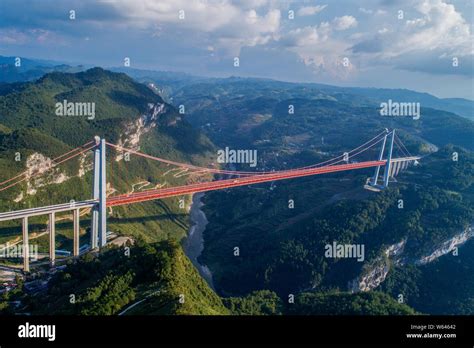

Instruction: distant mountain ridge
[117,67,474,121]
[0,55,86,83]
[0,56,471,120]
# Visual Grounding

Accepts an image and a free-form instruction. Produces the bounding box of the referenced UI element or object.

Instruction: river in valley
[183,192,216,290]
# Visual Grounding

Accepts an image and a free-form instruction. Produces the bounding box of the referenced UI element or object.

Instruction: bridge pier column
[49,212,55,265]
[98,138,107,248]
[73,209,80,256]
[22,217,29,273]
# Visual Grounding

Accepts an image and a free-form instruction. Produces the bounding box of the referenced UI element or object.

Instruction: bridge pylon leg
[371,130,388,186]
[98,138,107,248]
[382,130,395,188]
[91,141,100,249]
[49,212,55,265]
[22,216,29,273]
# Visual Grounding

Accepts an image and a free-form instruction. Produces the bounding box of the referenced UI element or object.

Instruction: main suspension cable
[105,130,388,177]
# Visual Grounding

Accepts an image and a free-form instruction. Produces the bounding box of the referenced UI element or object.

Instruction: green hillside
[288,291,416,315]
[170,78,474,314]
[381,238,474,315]
[174,80,474,153]
[199,145,473,299]
[14,240,229,315]
[0,68,469,316]
[0,68,215,252]
[1,240,416,316]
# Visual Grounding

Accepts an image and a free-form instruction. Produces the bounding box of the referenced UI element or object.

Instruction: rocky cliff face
[115,103,166,161]
[78,152,92,178]
[416,226,474,265]
[350,225,474,292]
[349,239,406,293]
[14,151,93,201]
[25,153,69,196]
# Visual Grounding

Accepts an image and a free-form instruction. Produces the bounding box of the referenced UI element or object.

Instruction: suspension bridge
[0,129,419,272]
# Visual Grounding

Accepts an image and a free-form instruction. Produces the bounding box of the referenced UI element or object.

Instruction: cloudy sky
[0,0,472,99]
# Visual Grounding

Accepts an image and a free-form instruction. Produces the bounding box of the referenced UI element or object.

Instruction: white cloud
[214,9,281,54]
[281,26,320,47]
[2,0,470,82]
[234,0,270,8]
[278,18,357,80]
[0,29,29,44]
[106,0,281,55]
[359,8,386,15]
[297,5,327,16]
[358,7,372,14]
[332,16,358,31]
[351,0,473,77]
[0,28,61,45]
[398,0,472,56]
[354,0,472,58]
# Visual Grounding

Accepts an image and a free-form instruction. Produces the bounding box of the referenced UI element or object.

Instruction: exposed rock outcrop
[25,153,69,195]
[350,224,474,292]
[349,239,406,292]
[416,226,474,265]
[115,103,166,161]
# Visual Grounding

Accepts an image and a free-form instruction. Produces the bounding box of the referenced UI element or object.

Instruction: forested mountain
[170,78,473,152]
[20,241,231,315]
[0,67,215,250]
[2,239,414,316]
[0,66,472,316]
[2,56,471,120]
[169,77,473,314]
[0,67,428,316]
[133,71,474,121]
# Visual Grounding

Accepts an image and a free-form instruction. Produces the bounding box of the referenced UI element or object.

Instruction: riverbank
[183,193,215,290]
